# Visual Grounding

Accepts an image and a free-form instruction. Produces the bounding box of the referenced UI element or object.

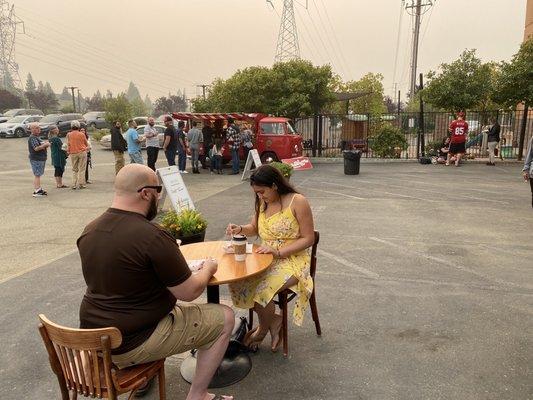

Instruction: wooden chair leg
[310,290,321,336]
[158,364,166,400]
[278,291,289,357]
[248,308,254,330]
[68,389,78,400]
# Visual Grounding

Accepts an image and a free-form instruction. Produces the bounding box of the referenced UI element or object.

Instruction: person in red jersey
[447,111,469,167]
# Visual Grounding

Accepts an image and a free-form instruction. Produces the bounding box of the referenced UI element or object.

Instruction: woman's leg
[530,178,533,208]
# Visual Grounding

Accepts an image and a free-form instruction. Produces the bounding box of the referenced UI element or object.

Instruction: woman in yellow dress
[226,164,315,351]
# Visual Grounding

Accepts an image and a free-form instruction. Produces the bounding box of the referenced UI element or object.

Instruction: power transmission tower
[405,0,433,98]
[0,0,25,91]
[274,0,301,62]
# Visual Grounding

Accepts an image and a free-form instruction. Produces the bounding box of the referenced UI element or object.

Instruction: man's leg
[147,147,155,170]
[455,153,463,166]
[78,152,88,186]
[232,149,239,173]
[187,305,234,400]
[71,153,80,188]
[33,175,40,191]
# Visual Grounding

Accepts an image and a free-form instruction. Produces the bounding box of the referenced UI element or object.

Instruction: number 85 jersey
[449,119,469,143]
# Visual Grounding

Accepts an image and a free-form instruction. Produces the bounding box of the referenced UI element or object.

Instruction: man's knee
[219,304,235,333]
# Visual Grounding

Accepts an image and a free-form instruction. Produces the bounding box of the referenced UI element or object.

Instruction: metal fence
[293,109,533,160]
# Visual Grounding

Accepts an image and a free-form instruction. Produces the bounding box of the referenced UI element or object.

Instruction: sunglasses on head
[137,185,162,193]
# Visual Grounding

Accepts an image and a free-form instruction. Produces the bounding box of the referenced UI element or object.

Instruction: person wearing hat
[447,111,468,167]
[162,116,178,167]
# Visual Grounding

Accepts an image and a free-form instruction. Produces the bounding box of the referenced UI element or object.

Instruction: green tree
[85,90,104,111]
[130,97,147,116]
[423,49,496,112]
[0,89,23,112]
[329,72,387,115]
[370,124,408,158]
[60,86,71,101]
[126,82,142,102]
[191,60,335,118]
[144,95,153,114]
[493,37,533,108]
[154,94,187,115]
[25,73,36,93]
[44,81,55,96]
[103,94,132,126]
[26,88,59,113]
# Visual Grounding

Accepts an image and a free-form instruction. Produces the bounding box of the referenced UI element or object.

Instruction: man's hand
[203,258,218,275]
[523,171,530,181]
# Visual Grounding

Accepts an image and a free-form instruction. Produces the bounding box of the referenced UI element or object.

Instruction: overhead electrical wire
[391,0,404,97]
[294,6,327,65]
[301,5,339,73]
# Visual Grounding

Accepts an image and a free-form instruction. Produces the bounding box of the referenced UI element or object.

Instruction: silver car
[99,124,166,149]
[0,115,43,138]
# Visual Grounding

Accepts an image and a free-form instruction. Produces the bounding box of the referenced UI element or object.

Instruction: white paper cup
[232,235,247,262]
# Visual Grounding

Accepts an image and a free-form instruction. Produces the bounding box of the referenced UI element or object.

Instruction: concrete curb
[309,157,523,165]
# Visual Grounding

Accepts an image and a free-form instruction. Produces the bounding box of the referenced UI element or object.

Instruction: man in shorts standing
[447,111,468,167]
[78,164,234,400]
[28,122,50,197]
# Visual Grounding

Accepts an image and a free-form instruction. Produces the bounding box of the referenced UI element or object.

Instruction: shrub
[270,161,294,178]
[425,140,443,157]
[91,129,109,142]
[370,124,408,158]
[160,209,207,238]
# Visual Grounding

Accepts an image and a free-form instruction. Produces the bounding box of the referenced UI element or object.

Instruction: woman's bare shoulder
[290,193,310,209]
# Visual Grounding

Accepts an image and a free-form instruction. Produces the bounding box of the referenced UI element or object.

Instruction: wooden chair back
[38,314,122,398]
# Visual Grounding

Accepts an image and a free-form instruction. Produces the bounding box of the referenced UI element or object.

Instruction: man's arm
[167,260,217,301]
[163,134,170,150]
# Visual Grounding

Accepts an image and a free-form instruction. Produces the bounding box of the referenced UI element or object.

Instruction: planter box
[175,230,206,245]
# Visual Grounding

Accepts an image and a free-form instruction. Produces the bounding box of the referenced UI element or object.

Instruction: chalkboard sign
[157,166,195,212]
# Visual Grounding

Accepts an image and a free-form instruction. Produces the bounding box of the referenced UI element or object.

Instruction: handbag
[225,316,251,357]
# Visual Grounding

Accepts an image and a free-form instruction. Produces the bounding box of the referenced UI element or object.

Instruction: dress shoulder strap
[288,194,297,208]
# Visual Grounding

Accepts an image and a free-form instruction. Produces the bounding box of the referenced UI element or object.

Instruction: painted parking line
[318,249,380,279]
[305,187,365,200]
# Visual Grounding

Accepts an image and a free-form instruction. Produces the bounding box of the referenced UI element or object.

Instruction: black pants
[54,166,64,177]
[530,178,533,207]
[85,151,91,181]
[147,146,159,171]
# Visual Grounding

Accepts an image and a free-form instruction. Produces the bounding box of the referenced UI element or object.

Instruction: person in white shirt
[144,117,160,171]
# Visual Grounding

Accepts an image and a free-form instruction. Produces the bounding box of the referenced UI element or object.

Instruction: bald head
[114,164,158,196]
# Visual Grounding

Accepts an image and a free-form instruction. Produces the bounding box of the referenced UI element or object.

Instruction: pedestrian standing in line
[177,120,188,173]
[486,117,501,166]
[81,127,92,183]
[241,123,253,163]
[227,118,241,174]
[126,119,145,164]
[187,121,203,174]
[202,121,214,170]
[67,120,90,190]
[48,125,68,188]
[28,122,50,197]
[145,117,160,171]
[446,111,468,167]
[162,116,177,166]
[111,121,127,174]
[522,136,533,209]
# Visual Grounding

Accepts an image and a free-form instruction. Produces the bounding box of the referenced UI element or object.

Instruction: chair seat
[114,359,164,391]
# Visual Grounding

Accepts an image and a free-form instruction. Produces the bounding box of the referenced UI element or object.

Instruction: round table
[179,240,273,388]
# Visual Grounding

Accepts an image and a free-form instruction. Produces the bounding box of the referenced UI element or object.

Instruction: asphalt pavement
[0,137,532,399]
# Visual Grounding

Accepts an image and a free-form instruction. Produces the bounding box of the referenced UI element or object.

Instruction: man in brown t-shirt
[78,164,234,400]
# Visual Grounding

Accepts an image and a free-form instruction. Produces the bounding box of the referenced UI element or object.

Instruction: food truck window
[261,122,285,135]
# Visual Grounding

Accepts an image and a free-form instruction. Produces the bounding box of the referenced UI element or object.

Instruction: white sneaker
[181,170,188,174]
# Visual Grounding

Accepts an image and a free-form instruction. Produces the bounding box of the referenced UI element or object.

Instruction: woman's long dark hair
[250,164,299,226]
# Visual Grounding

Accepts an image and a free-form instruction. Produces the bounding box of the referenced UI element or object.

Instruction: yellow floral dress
[229,196,313,326]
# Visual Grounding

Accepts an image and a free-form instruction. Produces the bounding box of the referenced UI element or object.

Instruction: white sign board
[241,149,262,180]
[157,166,194,212]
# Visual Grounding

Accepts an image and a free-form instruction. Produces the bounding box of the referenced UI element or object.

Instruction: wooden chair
[38,314,166,400]
[248,230,322,357]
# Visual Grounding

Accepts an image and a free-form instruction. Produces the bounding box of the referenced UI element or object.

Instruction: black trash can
[343,150,361,175]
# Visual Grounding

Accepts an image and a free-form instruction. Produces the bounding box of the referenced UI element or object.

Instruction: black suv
[34,113,86,137]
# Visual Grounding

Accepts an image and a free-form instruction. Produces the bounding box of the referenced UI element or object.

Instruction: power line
[303,4,339,73]
[294,6,326,64]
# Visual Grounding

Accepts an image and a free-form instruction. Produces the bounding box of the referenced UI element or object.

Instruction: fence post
[318,115,323,157]
[518,103,529,161]
[419,73,425,157]
[312,114,318,157]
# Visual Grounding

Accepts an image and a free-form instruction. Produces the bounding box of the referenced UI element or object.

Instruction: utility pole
[0,0,25,91]
[196,84,209,100]
[67,86,77,112]
[405,0,433,99]
[274,0,300,62]
[76,89,81,113]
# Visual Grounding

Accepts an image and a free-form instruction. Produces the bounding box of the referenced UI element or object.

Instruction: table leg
[207,285,220,304]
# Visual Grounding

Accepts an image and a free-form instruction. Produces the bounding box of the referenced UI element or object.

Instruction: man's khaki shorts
[112,303,225,369]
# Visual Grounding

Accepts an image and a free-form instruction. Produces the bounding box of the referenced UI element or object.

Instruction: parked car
[0,108,43,123]
[34,113,86,137]
[83,111,109,129]
[99,124,166,149]
[0,115,43,138]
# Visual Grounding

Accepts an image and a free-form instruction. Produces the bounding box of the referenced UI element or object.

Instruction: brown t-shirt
[78,208,191,354]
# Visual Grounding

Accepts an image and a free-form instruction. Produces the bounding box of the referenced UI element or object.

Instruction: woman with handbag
[49,125,68,188]
[486,117,501,166]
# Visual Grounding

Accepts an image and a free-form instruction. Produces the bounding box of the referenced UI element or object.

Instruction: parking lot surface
[0,137,531,399]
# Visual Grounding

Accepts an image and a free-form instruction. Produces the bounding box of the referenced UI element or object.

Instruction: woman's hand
[255,245,279,257]
[226,223,242,236]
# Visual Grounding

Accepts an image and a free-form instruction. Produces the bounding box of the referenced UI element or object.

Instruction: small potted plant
[270,161,294,179]
[160,209,208,245]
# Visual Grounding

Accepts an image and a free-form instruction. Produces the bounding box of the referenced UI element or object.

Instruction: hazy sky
[11,0,527,103]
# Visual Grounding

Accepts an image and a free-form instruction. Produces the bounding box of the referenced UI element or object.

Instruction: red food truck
[171,112,303,164]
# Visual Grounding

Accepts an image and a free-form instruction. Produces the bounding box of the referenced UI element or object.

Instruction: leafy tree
[26,88,59,113]
[37,81,45,92]
[329,72,387,115]
[60,87,71,101]
[103,94,132,126]
[126,82,142,102]
[423,49,496,112]
[85,90,104,111]
[130,97,147,116]
[493,37,533,108]
[154,94,187,115]
[25,73,36,93]
[0,89,23,112]
[106,90,113,99]
[192,60,334,118]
